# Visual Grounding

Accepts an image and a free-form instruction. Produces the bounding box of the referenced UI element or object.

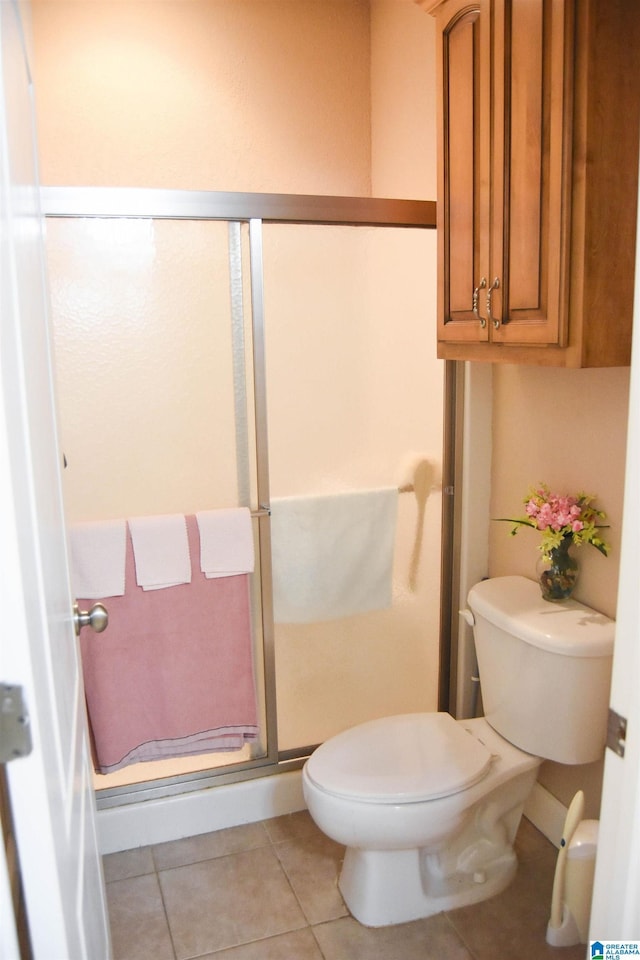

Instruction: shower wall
[48,217,251,521]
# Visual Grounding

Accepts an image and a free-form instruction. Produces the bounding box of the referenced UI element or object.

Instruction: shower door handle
[73,601,109,636]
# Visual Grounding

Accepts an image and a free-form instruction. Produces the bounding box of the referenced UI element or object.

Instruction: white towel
[195,508,255,578]
[69,519,127,599]
[271,489,398,623]
[128,514,191,590]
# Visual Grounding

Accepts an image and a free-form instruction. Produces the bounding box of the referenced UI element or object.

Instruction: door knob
[73,601,109,636]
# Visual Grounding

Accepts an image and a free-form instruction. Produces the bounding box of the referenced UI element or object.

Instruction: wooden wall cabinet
[422,0,640,367]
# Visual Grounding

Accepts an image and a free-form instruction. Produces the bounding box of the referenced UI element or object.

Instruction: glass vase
[536,536,579,602]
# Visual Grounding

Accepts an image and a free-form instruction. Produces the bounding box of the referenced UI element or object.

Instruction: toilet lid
[305,713,493,803]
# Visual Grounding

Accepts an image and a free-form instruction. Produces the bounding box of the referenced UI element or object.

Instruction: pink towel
[78,516,259,774]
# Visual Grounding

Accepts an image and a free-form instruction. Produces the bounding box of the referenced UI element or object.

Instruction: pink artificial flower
[499,484,609,559]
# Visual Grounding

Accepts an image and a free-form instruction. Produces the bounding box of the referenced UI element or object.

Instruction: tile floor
[104,811,588,960]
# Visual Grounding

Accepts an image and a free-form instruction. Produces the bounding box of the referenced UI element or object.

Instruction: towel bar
[256,488,414,515]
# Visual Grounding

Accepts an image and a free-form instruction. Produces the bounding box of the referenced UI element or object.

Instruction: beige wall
[490,363,631,816]
[32,0,372,194]
[489,365,629,620]
[370,0,436,199]
[32,1,442,771]
[32,0,438,198]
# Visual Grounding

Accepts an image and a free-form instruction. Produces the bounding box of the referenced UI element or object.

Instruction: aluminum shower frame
[40,186,438,808]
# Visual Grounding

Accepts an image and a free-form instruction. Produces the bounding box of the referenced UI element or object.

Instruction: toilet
[302,575,614,927]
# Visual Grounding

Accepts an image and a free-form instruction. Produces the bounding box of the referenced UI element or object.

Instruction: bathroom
[3,0,636,955]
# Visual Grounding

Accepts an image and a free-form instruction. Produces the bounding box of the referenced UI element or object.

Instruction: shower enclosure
[41,187,444,808]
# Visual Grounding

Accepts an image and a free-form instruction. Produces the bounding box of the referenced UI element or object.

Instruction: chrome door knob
[73,601,109,636]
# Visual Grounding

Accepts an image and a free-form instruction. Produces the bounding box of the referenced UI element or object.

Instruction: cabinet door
[436,0,490,343]
[490,0,571,344]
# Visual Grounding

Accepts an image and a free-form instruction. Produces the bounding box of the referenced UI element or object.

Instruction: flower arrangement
[498,484,610,560]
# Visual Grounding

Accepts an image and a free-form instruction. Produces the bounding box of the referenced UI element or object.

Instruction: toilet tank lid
[467,576,615,658]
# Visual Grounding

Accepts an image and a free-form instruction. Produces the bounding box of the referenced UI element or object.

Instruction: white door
[0,2,110,958]
[589,174,640,939]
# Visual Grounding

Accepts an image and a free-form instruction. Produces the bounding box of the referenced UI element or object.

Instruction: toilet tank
[467,576,614,764]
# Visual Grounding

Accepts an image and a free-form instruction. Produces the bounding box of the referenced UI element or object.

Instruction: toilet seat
[305,712,493,803]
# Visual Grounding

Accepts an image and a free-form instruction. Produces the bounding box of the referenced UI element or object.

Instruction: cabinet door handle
[486,277,501,328]
[473,277,487,328]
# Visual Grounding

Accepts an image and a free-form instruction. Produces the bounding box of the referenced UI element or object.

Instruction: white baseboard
[97,769,305,854]
[523,781,567,849]
[97,768,568,856]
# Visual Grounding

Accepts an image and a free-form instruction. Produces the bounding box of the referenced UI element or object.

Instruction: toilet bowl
[303,713,540,926]
[302,576,615,927]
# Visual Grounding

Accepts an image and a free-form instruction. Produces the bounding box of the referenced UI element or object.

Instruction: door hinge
[0,684,32,764]
[606,707,627,758]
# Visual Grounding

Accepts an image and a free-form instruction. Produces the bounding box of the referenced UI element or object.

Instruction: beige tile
[198,927,325,959]
[106,873,175,960]
[273,830,348,925]
[104,815,582,960]
[313,913,475,960]
[262,810,319,844]
[515,816,557,862]
[103,846,155,882]
[159,845,307,958]
[152,821,269,870]
[445,847,586,960]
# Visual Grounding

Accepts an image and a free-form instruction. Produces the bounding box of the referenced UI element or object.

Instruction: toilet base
[337,774,538,928]
[339,839,517,928]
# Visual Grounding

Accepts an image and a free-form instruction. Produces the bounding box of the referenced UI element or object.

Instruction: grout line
[153,866,179,960]
[308,921,333,960]
[442,911,481,960]
[265,812,348,957]
[268,832,316,928]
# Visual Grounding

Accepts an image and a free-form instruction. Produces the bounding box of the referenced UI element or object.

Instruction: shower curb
[96,769,305,854]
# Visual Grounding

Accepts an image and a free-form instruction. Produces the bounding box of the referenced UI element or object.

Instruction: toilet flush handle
[459,609,475,627]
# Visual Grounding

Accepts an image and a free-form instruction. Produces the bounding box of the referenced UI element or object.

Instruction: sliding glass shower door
[261,223,442,752]
[42,188,440,803]
[45,213,271,792]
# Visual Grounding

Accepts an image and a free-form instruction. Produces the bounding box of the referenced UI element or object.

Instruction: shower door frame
[40,186,444,809]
